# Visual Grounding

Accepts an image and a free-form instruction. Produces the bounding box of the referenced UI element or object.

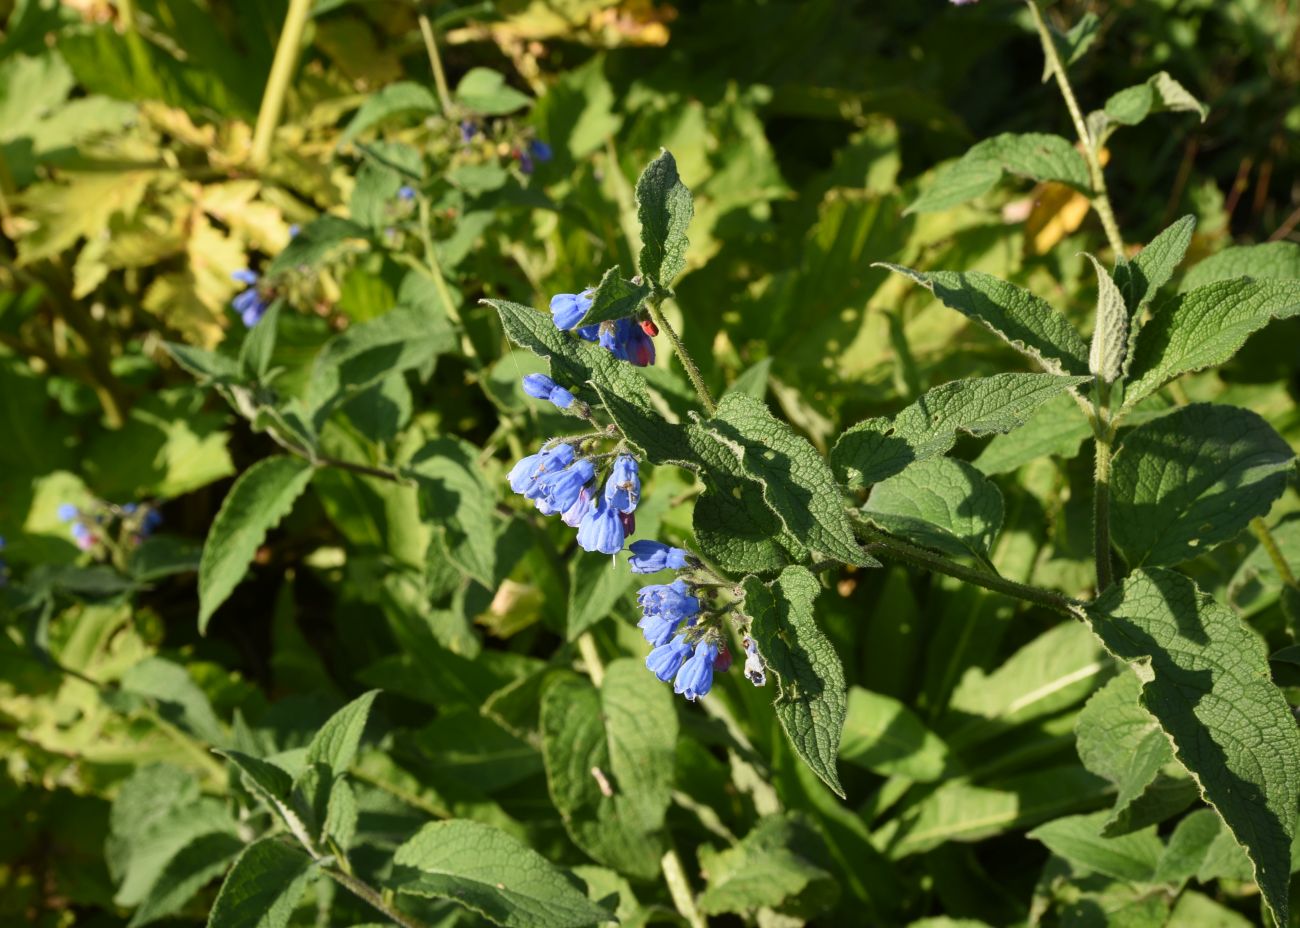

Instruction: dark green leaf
[634,150,694,289]
[864,458,1003,564]
[907,133,1090,213]
[339,81,439,145]
[303,690,379,777]
[207,837,316,928]
[573,266,651,328]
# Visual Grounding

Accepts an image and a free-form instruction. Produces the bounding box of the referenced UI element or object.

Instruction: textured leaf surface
[575,266,651,328]
[1111,404,1294,567]
[697,814,838,917]
[839,687,952,782]
[390,820,611,927]
[635,150,693,288]
[908,132,1090,213]
[973,392,1092,474]
[834,373,1087,489]
[701,393,871,567]
[1113,215,1195,313]
[207,838,315,928]
[1087,569,1300,924]
[1102,72,1207,127]
[540,662,676,880]
[1123,279,1300,409]
[339,81,439,144]
[745,566,847,797]
[411,437,500,587]
[1028,812,1163,883]
[880,265,1090,375]
[198,456,314,633]
[128,831,242,928]
[303,690,378,777]
[864,458,1003,564]
[1085,255,1127,383]
[1180,241,1300,291]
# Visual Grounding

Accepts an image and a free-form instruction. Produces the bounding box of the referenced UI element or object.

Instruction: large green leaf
[907,132,1090,213]
[121,657,225,745]
[411,437,499,588]
[539,661,676,880]
[1180,241,1300,291]
[835,373,1088,488]
[198,456,315,633]
[206,838,316,928]
[839,688,953,782]
[389,820,611,927]
[973,391,1092,475]
[1028,812,1163,883]
[879,266,1090,376]
[303,690,379,777]
[1123,278,1300,410]
[1101,72,1207,128]
[745,566,847,797]
[339,81,439,145]
[696,814,838,918]
[455,67,531,115]
[634,149,694,289]
[1110,404,1294,567]
[1113,215,1195,314]
[864,458,1003,565]
[1087,569,1300,924]
[574,266,651,328]
[128,832,243,928]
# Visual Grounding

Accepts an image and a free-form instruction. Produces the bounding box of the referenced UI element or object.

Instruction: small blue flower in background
[550,291,593,330]
[518,148,535,175]
[398,185,416,201]
[604,455,640,513]
[460,120,477,143]
[57,503,78,522]
[71,520,97,551]
[628,540,690,574]
[528,139,553,162]
[288,223,301,238]
[576,496,625,554]
[646,635,693,682]
[674,641,719,701]
[521,374,576,410]
[231,270,270,327]
[142,508,163,536]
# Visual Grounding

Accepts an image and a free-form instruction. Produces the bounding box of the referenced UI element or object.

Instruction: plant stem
[856,520,1085,620]
[251,0,314,167]
[417,12,454,114]
[577,632,605,686]
[1026,0,1125,256]
[648,300,716,415]
[1251,517,1300,590]
[322,866,430,928]
[317,456,414,485]
[660,847,708,928]
[1091,422,1115,593]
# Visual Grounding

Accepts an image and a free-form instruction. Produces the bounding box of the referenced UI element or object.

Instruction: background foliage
[3,0,1300,926]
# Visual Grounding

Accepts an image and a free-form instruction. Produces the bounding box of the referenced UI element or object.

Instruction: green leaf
[239,300,281,381]
[339,81,439,145]
[834,373,1088,489]
[540,661,677,880]
[1028,812,1163,883]
[1110,404,1294,567]
[973,391,1092,475]
[907,132,1091,214]
[634,150,694,289]
[266,216,367,276]
[744,566,847,798]
[1153,809,1222,886]
[121,657,225,745]
[306,305,456,428]
[303,690,379,777]
[1102,72,1208,128]
[198,456,315,633]
[1180,241,1300,291]
[455,67,531,115]
[839,687,953,782]
[390,820,611,928]
[207,837,316,928]
[864,458,1003,564]
[1123,278,1300,410]
[1113,215,1196,313]
[701,392,873,567]
[163,341,243,384]
[697,814,838,918]
[878,265,1090,376]
[1087,569,1300,924]
[1044,12,1100,79]
[726,358,773,400]
[1085,255,1128,383]
[411,437,499,588]
[573,266,651,328]
[128,831,243,928]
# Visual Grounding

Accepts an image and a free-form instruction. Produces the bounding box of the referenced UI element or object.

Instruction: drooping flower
[534,460,595,514]
[57,503,78,523]
[599,318,656,366]
[507,444,575,496]
[550,291,593,330]
[604,455,640,513]
[561,487,593,527]
[628,540,690,574]
[231,270,271,327]
[638,578,700,623]
[549,385,576,409]
[674,640,720,700]
[576,496,625,555]
[522,373,558,400]
[646,635,694,682]
[507,453,543,493]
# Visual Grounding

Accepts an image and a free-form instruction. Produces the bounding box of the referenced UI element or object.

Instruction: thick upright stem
[1092,426,1114,593]
[660,847,708,928]
[648,300,716,415]
[251,0,314,167]
[1026,0,1125,257]
[417,13,454,114]
[1251,518,1300,590]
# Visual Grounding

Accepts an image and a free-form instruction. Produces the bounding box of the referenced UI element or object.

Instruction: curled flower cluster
[549,291,656,366]
[231,269,271,328]
[59,500,163,553]
[509,440,639,555]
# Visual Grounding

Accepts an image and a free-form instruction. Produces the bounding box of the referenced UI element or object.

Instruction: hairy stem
[322,866,430,928]
[577,632,605,686]
[1091,380,1116,593]
[1251,517,1300,590]
[251,0,313,167]
[856,520,1085,620]
[648,300,716,415]
[660,847,708,928]
[417,13,454,115]
[1026,0,1125,256]
[317,455,413,485]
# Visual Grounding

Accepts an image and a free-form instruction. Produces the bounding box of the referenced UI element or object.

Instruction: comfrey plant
[484,7,1300,925]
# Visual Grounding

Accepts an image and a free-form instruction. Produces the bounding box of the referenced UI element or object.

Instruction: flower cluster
[231,269,271,328]
[549,291,656,366]
[59,500,163,553]
[509,439,640,555]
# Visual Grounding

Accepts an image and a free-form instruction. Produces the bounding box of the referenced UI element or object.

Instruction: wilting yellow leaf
[1023,147,1110,255]
[16,169,156,264]
[142,217,243,346]
[198,180,292,253]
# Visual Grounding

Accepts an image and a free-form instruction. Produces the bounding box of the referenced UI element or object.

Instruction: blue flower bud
[71,521,92,541]
[637,578,700,623]
[460,120,477,142]
[231,269,259,286]
[233,282,270,327]
[548,385,576,409]
[576,497,625,555]
[646,635,694,682]
[638,611,683,647]
[507,453,543,493]
[576,323,600,342]
[674,641,719,700]
[561,487,592,527]
[142,509,163,534]
[57,503,78,523]
[628,540,690,573]
[288,224,301,238]
[604,455,640,513]
[398,185,416,201]
[522,373,558,400]
[550,291,594,330]
[529,139,553,162]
